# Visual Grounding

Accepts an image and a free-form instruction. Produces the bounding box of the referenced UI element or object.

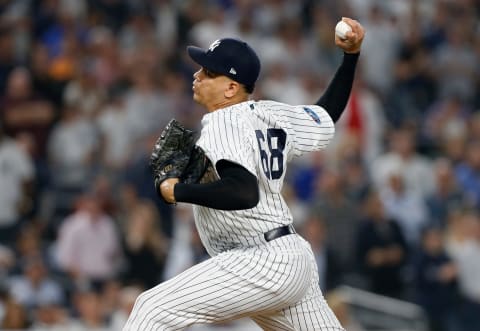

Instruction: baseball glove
[150,119,210,203]
[181,145,211,185]
[150,119,195,198]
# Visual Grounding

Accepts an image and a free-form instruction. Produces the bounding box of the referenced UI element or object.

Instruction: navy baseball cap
[187,38,261,88]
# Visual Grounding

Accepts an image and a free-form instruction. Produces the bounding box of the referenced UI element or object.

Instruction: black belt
[264,225,296,242]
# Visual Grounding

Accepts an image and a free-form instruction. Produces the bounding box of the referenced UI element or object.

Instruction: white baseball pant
[123,235,344,331]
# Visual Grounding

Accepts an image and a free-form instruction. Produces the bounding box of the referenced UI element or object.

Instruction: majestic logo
[229,67,237,75]
[160,164,174,176]
[208,40,221,52]
[303,107,321,124]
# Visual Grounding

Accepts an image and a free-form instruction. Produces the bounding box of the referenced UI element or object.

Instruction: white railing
[335,285,429,331]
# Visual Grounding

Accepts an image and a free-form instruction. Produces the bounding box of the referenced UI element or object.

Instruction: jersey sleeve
[196,110,257,177]
[286,105,335,157]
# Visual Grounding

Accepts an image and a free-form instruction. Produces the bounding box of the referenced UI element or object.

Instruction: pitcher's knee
[124,290,188,330]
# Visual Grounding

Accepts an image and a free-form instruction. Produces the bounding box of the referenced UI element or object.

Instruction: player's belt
[264,225,296,242]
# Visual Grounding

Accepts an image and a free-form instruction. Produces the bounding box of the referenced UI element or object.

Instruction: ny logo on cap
[208,40,221,52]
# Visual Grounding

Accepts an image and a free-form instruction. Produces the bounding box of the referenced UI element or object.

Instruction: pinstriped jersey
[194,100,335,256]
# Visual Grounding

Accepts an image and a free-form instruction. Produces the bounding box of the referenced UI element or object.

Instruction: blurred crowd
[0,0,479,330]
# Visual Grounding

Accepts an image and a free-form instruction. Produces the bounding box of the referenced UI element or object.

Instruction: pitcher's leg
[123,245,311,331]
[252,241,345,331]
[252,294,345,331]
[123,258,221,331]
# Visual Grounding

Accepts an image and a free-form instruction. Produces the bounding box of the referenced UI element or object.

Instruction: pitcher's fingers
[342,17,365,40]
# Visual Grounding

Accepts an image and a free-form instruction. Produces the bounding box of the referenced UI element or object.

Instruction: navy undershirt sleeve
[316,52,359,123]
[174,160,259,210]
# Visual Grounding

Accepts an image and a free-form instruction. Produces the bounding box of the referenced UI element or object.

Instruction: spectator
[67,288,108,331]
[414,227,458,331]
[63,61,107,118]
[422,0,448,50]
[311,167,361,273]
[95,85,131,176]
[426,158,465,227]
[152,0,178,53]
[432,20,477,103]
[439,129,467,167]
[114,183,141,230]
[0,123,35,244]
[356,190,408,298]
[87,26,121,88]
[29,42,66,108]
[86,0,129,33]
[262,17,317,76]
[333,134,371,203]
[121,200,168,289]
[8,256,64,311]
[122,134,174,237]
[47,105,98,219]
[55,194,122,285]
[118,11,157,53]
[254,0,303,36]
[163,204,209,280]
[371,127,435,200]
[446,210,480,331]
[1,66,56,161]
[30,303,71,331]
[388,17,436,127]
[260,60,310,105]
[423,95,471,151]
[13,225,47,273]
[300,214,343,292]
[124,67,173,144]
[310,5,341,76]
[413,227,459,331]
[380,169,428,247]
[47,104,98,189]
[98,279,122,322]
[188,3,238,49]
[0,67,56,201]
[360,4,400,97]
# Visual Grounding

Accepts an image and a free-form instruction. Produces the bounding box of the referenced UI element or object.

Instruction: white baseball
[335,20,352,40]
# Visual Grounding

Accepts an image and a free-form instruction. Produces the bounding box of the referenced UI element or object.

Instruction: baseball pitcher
[124,17,365,331]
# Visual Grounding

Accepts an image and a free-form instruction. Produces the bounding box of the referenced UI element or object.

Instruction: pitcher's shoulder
[254,100,293,111]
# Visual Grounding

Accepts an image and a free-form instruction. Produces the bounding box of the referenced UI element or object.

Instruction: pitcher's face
[192,68,231,111]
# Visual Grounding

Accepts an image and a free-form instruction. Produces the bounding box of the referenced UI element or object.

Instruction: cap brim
[187,46,225,75]
[187,46,211,69]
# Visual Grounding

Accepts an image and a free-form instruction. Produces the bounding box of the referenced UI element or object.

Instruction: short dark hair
[244,84,254,94]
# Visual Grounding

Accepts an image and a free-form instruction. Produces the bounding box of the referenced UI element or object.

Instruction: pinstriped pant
[123,235,345,331]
